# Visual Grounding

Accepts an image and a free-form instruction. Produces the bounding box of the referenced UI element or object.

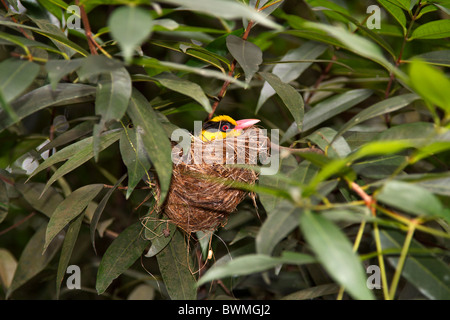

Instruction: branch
[75,0,98,55]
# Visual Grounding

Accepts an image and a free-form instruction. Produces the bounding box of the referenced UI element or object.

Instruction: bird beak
[234,119,260,130]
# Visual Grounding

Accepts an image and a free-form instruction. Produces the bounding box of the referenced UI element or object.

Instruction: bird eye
[221,124,229,132]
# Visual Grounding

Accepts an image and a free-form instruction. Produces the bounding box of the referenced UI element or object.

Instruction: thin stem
[350,181,390,300]
[0,212,36,236]
[75,0,98,55]
[388,220,417,299]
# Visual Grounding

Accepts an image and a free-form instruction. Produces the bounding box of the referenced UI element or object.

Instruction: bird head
[200,115,260,142]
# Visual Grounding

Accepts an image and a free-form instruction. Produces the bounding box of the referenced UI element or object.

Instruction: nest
[155,127,270,233]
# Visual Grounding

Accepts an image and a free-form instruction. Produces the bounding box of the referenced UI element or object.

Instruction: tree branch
[75,0,98,55]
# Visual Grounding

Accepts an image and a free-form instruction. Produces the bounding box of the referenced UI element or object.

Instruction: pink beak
[235,119,260,130]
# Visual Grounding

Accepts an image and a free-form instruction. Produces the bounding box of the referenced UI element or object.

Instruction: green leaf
[409,50,450,67]
[304,21,396,75]
[156,228,197,300]
[257,155,308,212]
[0,59,40,103]
[135,57,248,88]
[157,0,282,31]
[303,89,373,132]
[126,89,172,205]
[143,214,176,257]
[0,20,89,56]
[93,66,132,160]
[119,128,151,199]
[108,6,153,63]
[96,222,149,294]
[15,183,64,218]
[380,229,450,299]
[0,180,9,223]
[334,93,420,141]
[0,83,96,133]
[38,120,94,153]
[197,252,316,286]
[259,72,304,130]
[352,155,406,179]
[409,60,450,114]
[7,225,63,298]
[45,59,84,89]
[305,127,351,158]
[151,40,230,72]
[257,41,327,111]
[152,73,212,113]
[226,35,263,84]
[30,130,121,195]
[28,131,116,180]
[44,184,103,252]
[299,211,374,300]
[56,212,84,298]
[95,69,132,125]
[256,201,301,255]
[376,180,449,222]
[377,0,407,34]
[409,20,450,40]
[90,174,127,253]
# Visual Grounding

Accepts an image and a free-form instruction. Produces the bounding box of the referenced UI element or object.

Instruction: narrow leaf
[380,229,450,299]
[0,84,96,133]
[15,183,64,218]
[56,212,84,298]
[257,41,327,111]
[409,60,450,113]
[41,130,121,195]
[334,93,420,141]
[46,59,84,89]
[108,6,153,63]
[96,222,149,294]
[90,174,127,253]
[152,73,211,112]
[409,19,450,40]
[256,201,301,255]
[197,252,315,286]
[156,228,196,300]
[299,211,374,300]
[144,214,176,257]
[226,35,263,84]
[120,128,151,199]
[126,89,172,205]
[7,225,63,298]
[377,180,449,222]
[44,184,103,252]
[303,89,373,132]
[158,0,282,31]
[0,59,40,103]
[259,71,304,130]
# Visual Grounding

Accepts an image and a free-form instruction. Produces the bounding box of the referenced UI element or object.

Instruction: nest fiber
[156,127,269,233]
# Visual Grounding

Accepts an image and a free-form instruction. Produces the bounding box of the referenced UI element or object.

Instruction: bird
[200,115,260,142]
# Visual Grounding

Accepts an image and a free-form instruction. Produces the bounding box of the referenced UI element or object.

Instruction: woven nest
[155,127,270,233]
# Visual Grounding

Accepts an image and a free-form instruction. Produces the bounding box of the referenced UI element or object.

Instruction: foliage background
[0,0,449,300]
